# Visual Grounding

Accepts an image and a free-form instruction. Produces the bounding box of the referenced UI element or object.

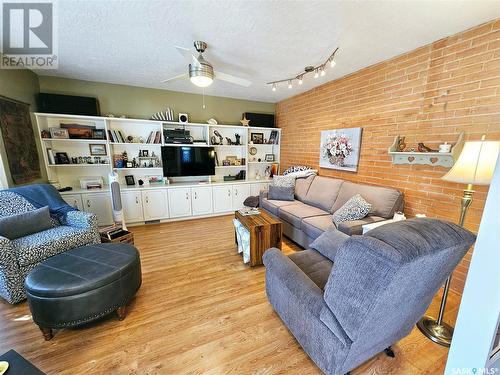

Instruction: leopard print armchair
[0,191,100,304]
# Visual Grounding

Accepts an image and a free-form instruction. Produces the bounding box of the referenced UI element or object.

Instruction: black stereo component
[38,93,100,116]
[163,128,193,144]
[243,112,275,128]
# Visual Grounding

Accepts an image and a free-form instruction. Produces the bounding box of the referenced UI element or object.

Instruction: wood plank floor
[0,215,461,374]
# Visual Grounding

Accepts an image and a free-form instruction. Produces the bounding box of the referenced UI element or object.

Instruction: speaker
[38,93,101,116]
[243,112,275,128]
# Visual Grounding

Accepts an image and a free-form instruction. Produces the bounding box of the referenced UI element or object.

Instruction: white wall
[445,155,500,374]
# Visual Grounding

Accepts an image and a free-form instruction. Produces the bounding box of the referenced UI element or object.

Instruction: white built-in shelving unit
[35,113,281,188]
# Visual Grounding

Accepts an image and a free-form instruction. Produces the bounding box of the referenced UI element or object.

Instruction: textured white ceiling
[40,0,500,103]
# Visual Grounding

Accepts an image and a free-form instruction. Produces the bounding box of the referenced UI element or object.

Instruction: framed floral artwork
[319,128,362,172]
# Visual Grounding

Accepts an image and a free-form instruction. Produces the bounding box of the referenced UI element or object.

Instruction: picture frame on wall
[89,144,107,156]
[319,127,362,172]
[49,128,69,139]
[250,132,264,144]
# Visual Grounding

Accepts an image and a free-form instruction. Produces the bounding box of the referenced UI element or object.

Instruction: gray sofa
[263,218,476,375]
[260,175,403,247]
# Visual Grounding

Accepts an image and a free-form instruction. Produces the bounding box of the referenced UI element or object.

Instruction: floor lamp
[417,135,500,347]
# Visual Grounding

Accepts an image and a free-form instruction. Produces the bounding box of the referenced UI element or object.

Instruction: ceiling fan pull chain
[202,88,206,109]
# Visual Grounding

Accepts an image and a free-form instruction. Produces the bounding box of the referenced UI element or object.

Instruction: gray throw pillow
[332,194,371,227]
[310,227,350,262]
[268,185,294,201]
[0,206,52,240]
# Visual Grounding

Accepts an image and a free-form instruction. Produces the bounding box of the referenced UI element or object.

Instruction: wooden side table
[234,210,282,266]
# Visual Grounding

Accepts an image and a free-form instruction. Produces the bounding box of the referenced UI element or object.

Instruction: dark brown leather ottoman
[25,243,141,340]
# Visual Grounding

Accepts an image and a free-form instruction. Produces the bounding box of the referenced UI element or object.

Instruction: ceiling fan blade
[215,71,252,87]
[161,73,188,83]
[175,45,200,64]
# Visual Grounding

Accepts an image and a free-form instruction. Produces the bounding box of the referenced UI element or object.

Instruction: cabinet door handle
[234,189,238,196]
[87,200,91,208]
[194,191,198,199]
[186,192,189,200]
[228,189,231,197]
[135,197,139,204]
[145,196,149,204]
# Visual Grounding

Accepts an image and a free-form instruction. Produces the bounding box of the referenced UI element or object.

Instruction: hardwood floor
[0,215,461,374]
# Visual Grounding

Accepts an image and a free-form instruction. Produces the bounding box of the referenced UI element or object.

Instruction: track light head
[272,83,277,91]
[287,80,292,89]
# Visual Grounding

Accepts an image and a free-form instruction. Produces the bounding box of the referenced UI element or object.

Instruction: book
[238,207,260,216]
[46,148,55,165]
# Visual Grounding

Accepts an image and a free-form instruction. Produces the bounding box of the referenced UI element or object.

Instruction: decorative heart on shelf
[408,156,415,162]
[430,157,438,164]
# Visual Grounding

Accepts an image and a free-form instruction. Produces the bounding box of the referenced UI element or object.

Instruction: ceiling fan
[162,41,252,88]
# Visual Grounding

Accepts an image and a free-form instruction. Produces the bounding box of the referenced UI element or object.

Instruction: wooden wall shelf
[388,132,464,168]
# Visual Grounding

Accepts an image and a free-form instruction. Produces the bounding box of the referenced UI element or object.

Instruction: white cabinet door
[63,194,83,210]
[142,190,169,220]
[212,185,233,213]
[168,188,192,218]
[250,183,269,197]
[232,184,251,210]
[121,191,144,223]
[82,193,113,226]
[191,186,213,215]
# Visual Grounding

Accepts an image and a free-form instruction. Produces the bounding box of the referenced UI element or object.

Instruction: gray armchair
[0,191,100,304]
[263,218,475,375]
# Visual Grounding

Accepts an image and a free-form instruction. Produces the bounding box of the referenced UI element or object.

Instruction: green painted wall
[0,69,46,187]
[38,76,275,124]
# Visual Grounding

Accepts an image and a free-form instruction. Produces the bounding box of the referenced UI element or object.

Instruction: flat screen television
[161,146,215,177]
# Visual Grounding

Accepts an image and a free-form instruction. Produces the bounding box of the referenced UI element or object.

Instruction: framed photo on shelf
[92,129,106,139]
[49,128,69,139]
[125,175,135,186]
[269,130,279,144]
[55,152,70,164]
[89,144,107,156]
[250,132,264,144]
[265,154,275,162]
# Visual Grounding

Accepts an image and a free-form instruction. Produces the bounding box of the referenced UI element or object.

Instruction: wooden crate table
[99,226,134,244]
[234,210,283,266]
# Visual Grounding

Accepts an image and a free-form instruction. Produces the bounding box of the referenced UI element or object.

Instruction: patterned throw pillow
[283,165,312,175]
[332,194,371,227]
[268,175,295,201]
[272,175,295,188]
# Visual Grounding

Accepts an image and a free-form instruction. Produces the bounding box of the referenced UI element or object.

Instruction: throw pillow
[283,165,312,175]
[271,175,295,188]
[310,227,350,262]
[0,206,52,240]
[268,185,294,201]
[332,194,371,227]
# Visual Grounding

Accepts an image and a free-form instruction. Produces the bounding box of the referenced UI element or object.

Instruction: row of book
[146,131,162,144]
[108,129,127,143]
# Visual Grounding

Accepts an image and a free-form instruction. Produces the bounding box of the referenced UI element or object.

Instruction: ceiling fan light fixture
[189,60,214,88]
[190,75,213,88]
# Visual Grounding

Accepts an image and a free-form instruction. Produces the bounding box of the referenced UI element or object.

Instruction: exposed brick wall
[276,19,500,294]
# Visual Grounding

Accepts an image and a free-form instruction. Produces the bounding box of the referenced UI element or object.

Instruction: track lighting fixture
[267,47,338,91]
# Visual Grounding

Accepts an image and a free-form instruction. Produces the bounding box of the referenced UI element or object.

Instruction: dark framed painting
[0,96,41,184]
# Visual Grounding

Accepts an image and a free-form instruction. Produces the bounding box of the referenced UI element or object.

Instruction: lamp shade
[442,138,500,186]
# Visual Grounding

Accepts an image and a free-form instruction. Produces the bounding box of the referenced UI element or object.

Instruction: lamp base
[417,316,453,347]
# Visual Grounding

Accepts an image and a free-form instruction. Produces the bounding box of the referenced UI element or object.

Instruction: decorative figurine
[225,137,233,145]
[397,137,406,152]
[235,134,241,145]
[417,143,438,152]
